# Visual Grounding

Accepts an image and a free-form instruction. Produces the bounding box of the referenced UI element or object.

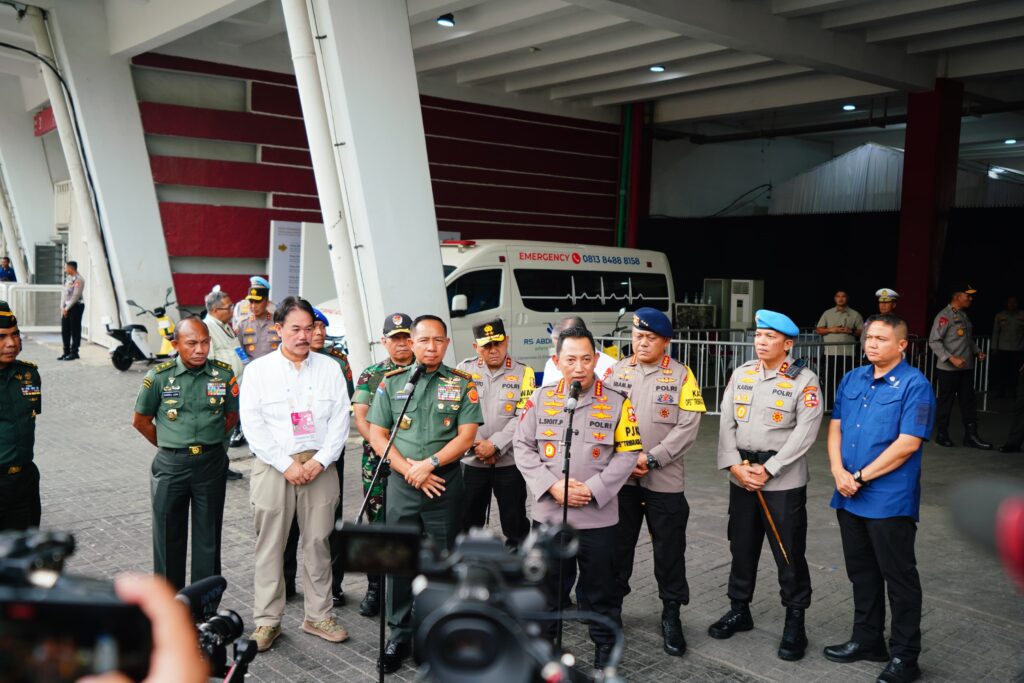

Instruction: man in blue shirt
[824,314,935,683]
[0,257,15,282]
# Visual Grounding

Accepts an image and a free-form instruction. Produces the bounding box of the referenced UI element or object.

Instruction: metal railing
[595,332,991,415]
[0,283,64,333]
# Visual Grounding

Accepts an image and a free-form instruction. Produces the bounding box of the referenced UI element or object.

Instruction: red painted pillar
[896,78,963,335]
[624,102,649,248]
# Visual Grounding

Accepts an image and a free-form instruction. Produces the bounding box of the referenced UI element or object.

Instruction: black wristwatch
[646,453,660,470]
[429,455,441,468]
[853,469,866,485]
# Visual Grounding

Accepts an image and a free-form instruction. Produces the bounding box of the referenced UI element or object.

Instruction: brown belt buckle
[7,466,22,474]
[189,445,202,456]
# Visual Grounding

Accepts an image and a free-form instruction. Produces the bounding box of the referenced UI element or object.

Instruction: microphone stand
[354,370,423,683]
[555,384,581,653]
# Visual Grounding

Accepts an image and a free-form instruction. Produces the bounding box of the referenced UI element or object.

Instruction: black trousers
[613,486,689,606]
[285,449,345,592]
[535,521,620,646]
[61,302,84,354]
[935,368,978,432]
[992,350,1023,398]
[0,463,41,531]
[726,483,811,609]
[836,509,921,660]
[461,464,529,549]
[1006,372,1024,447]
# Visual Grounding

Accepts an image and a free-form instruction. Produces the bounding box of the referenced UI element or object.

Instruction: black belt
[738,449,777,465]
[162,444,224,456]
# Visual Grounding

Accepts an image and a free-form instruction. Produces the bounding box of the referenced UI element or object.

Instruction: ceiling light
[1005,138,1018,145]
[842,104,856,111]
[649,65,665,73]
[436,13,455,27]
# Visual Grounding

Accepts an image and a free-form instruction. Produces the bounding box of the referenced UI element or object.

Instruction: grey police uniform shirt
[606,354,705,493]
[717,356,824,491]
[817,306,863,356]
[513,378,643,530]
[993,308,1024,352]
[455,355,536,468]
[928,304,981,371]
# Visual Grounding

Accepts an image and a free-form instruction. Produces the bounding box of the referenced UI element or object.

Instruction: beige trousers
[250,457,340,626]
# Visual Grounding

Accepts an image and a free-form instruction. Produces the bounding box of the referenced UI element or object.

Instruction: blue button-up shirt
[830,360,935,520]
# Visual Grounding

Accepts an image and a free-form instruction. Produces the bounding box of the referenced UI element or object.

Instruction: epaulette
[782,358,807,379]
[211,359,233,372]
[329,347,348,359]
[450,367,473,380]
[15,359,37,369]
[384,366,409,378]
[154,360,176,373]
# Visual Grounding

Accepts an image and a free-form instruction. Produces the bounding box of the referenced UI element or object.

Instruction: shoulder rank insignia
[211,359,232,371]
[329,348,347,359]
[155,360,176,373]
[16,359,37,369]
[450,367,473,380]
[384,366,409,378]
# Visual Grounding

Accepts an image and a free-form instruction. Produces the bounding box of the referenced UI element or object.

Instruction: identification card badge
[291,410,316,443]
[235,346,251,364]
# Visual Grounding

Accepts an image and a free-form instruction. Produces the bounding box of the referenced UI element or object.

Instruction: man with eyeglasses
[205,287,245,480]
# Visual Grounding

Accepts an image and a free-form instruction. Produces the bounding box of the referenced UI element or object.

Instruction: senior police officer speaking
[0,301,42,531]
[606,308,705,658]
[709,310,823,662]
[131,317,239,590]
[367,314,483,673]
[825,314,935,683]
[513,325,643,669]
[457,318,535,549]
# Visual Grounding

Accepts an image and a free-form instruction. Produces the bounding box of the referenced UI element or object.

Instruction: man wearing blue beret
[709,310,823,662]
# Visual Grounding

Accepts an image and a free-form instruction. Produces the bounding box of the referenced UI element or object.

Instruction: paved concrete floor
[23,335,1024,682]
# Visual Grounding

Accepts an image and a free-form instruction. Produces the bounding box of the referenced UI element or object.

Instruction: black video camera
[174,575,256,681]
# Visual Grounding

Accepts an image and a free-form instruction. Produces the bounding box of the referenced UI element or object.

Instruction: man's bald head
[551,315,587,344]
[172,317,211,368]
[175,316,208,338]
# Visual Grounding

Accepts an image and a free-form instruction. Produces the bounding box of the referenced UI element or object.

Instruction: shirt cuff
[763,456,781,478]
[269,452,294,474]
[585,475,611,508]
[314,448,340,468]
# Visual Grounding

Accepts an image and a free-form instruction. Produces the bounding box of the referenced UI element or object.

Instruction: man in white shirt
[541,315,617,384]
[240,297,351,652]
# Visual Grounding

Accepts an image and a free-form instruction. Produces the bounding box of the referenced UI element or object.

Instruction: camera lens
[198,610,243,648]
[439,618,498,669]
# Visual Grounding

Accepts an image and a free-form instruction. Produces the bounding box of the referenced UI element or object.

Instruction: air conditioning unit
[729,279,764,329]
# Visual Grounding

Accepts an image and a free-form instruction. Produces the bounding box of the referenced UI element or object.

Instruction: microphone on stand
[403,363,428,394]
[565,380,582,412]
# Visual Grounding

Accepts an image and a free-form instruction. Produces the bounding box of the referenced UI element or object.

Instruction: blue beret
[755,309,799,337]
[312,307,329,326]
[631,307,672,338]
[249,275,270,289]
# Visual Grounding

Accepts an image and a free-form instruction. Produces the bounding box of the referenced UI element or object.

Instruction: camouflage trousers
[361,444,384,522]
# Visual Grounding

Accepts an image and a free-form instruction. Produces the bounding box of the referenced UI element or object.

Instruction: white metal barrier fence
[595,331,991,415]
[0,284,64,333]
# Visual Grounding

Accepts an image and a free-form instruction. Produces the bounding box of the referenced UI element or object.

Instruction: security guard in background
[132,317,239,590]
[456,318,535,549]
[351,312,415,617]
[928,284,992,449]
[513,325,643,669]
[0,301,42,531]
[709,310,823,662]
[607,308,705,657]
[367,315,483,673]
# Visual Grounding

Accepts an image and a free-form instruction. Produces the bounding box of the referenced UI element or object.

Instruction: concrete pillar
[0,75,55,280]
[281,0,372,375]
[896,78,963,335]
[39,0,176,345]
[308,0,449,360]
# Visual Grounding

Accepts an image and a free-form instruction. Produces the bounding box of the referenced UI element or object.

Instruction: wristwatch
[853,469,866,485]
[646,453,661,470]
[429,455,441,468]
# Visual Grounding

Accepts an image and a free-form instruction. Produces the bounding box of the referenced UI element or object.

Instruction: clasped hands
[283,459,324,485]
[403,457,446,499]
[472,439,498,465]
[548,479,593,507]
[730,462,770,492]
[832,468,862,498]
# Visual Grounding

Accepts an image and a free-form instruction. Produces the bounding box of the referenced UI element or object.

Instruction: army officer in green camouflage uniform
[367,314,483,673]
[132,317,239,590]
[0,301,42,531]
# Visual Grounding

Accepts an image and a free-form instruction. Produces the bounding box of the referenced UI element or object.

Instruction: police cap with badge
[0,300,16,329]
[383,312,413,337]
[473,319,506,346]
[875,288,900,303]
[952,283,978,296]
[246,285,269,302]
[632,307,673,338]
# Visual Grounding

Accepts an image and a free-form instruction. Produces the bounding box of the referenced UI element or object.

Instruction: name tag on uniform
[207,382,226,396]
[161,388,180,399]
[291,410,316,443]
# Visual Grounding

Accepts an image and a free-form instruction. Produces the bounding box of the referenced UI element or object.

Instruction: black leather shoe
[359,578,380,617]
[963,423,993,450]
[57,353,69,360]
[594,643,613,669]
[707,604,753,639]
[661,601,686,656]
[777,607,807,661]
[877,656,921,683]
[823,640,890,663]
[332,589,346,607]
[999,443,1022,453]
[225,468,243,480]
[379,640,410,674]
[935,430,954,447]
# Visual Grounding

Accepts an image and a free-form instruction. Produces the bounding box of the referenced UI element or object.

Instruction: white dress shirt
[240,348,351,473]
[542,349,617,384]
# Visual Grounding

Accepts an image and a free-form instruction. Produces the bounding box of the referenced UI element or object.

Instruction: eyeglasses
[213,305,232,312]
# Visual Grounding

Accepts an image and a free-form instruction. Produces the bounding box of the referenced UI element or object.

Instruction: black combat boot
[935,428,954,447]
[777,607,808,661]
[708,602,753,639]
[661,600,686,656]
[963,422,993,450]
[359,575,381,617]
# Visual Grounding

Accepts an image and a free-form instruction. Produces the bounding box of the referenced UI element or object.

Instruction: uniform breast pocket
[873,390,903,431]
[536,423,564,442]
[652,402,680,424]
[582,430,612,463]
[762,401,796,428]
[733,392,753,423]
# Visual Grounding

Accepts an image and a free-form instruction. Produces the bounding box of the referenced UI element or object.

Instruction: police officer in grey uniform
[132,318,239,590]
[514,325,643,668]
[606,308,704,657]
[928,284,992,449]
[708,310,823,662]
[992,295,1024,400]
[456,318,535,549]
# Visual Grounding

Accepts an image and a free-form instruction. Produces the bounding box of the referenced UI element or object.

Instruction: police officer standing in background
[368,315,483,673]
[351,313,415,617]
[928,284,992,449]
[607,308,705,657]
[825,314,936,683]
[992,295,1024,400]
[457,318,535,549]
[876,288,899,315]
[0,301,42,531]
[132,317,239,590]
[514,325,643,669]
[709,310,823,662]
[235,283,280,360]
